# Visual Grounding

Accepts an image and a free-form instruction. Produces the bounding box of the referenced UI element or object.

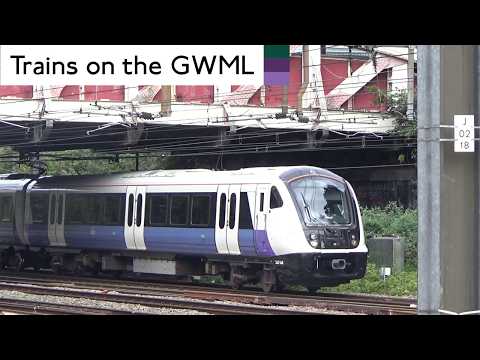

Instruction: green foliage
[367,86,417,137]
[324,263,417,297]
[361,202,418,267]
[0,148,173,175]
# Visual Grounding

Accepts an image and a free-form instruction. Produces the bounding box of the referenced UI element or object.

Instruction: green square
[264,45,289,58]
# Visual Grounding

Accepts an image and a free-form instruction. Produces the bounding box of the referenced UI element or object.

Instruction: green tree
[0,148,174,176]
[368,86,417,137]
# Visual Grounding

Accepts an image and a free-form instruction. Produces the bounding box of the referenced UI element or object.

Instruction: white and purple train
[0,166,367,292]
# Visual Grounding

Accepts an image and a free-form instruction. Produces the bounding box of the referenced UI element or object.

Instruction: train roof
[28,166,345,189]
[0,174,35,191]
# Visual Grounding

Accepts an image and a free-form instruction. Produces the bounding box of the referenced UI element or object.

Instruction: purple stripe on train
[24,224,276,257]
[238,229,256,256]
[65,225,127,250]
[254,230,275,257]
[27,224,50,247]
[144,227,217,255]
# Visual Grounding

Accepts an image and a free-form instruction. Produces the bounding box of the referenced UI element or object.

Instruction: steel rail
[0,282,318,315]
[0,298,134,315]
[0,272,416,315]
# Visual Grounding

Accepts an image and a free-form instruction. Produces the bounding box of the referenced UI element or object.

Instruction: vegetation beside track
[361,202,417,267]
[330,203,417,297]
[322,264,417,297]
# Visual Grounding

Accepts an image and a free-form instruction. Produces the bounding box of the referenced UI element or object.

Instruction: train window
[49,194,56,225]
[148,195,168,226]
[270,186,283,209]
[259,193,265,212]
[136,194,143,227]
[239,192,253,229]
[57,194,63,225]
[170,195,188,225]
[219,193,226,229]
[127,194,134,227]
[0,196,13,223]
[104,195,125,225]
[85,195,105,225]
[30,193,49,224]
[191,195,210,226]
[229,193,236,229]
[65,194,85,225]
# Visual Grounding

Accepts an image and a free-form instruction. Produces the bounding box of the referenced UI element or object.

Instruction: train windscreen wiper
[300,192,317,223]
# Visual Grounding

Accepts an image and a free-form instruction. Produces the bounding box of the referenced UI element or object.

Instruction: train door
[215,185,241,255]
[124,186,146,250]
[134,186,146,250]
[47,191,66,247]
[215,185,229,253]
[226,185,241,255]
[56,192,66,246]
[254,185,270,251]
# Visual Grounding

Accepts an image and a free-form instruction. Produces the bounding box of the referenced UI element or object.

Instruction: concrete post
[417,45,480,314]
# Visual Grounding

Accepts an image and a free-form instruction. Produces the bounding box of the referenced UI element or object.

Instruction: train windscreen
[290,176,351,226]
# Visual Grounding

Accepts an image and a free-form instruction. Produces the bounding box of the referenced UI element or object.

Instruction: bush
[361,202,418,267]
[325,263,417,297]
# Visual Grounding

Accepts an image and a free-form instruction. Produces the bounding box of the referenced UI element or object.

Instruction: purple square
[264,72,289,85]
[264,58,290,72]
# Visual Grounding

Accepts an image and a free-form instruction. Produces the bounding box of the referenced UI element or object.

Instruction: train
[0,166,367,293]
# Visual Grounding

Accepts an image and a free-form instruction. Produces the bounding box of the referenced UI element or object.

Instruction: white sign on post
[454,115,475,152]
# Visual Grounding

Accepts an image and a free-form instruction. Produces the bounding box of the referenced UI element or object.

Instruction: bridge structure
[0,45,415,207]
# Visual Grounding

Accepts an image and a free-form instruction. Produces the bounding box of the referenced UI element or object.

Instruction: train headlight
[309,233,319,248]
[351,234,358,247]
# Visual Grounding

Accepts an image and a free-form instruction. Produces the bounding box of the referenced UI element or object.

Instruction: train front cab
[275,174,368,290]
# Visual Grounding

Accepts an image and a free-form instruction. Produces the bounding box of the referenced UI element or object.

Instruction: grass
[323,264,417,297]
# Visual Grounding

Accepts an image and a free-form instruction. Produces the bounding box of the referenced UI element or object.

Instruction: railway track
[0,298,135,315]
[0,271,416,315]
[0,273,319,315]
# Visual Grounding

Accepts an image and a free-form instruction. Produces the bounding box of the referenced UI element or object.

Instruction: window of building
[170,195,188,225]
[259,193,265,212]
[191,195,210,226]
[270,186,283,209]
